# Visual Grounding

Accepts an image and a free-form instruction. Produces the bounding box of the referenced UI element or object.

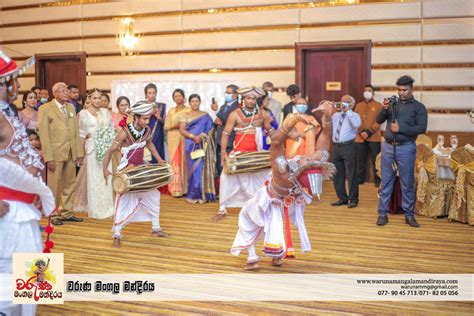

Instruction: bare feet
[244,262,260,270]
[112,238,121,248]
[211,213,226,222]
[151,230,170,237]
[186,198,198,204]
[272,258,283,267]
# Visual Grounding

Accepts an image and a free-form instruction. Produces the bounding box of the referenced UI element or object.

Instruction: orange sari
[165,105,190,197]
[285,121,320,158]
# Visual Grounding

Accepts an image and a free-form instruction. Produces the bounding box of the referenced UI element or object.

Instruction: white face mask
[267,91,273,100]
[363,91,373,101]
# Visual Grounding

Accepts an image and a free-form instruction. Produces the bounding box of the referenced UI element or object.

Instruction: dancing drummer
[230,103,334,270]
[212,86,276,221]
[102,101,169,248]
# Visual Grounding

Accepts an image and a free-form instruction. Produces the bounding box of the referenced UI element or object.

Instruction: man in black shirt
[375,75,427,227]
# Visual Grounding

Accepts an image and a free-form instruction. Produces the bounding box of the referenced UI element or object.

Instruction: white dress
[76,108,115,219]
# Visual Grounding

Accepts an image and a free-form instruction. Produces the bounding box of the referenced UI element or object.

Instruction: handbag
[190,143,205,160]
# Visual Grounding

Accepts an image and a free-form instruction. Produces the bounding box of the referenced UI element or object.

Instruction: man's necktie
[335,113,346,142]
[61,106,67,118]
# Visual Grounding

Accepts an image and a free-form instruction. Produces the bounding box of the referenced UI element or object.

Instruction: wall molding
[8,40,474,61]
[2,16,473,46]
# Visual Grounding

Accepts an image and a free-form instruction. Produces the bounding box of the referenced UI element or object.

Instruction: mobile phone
[212,97,216,104]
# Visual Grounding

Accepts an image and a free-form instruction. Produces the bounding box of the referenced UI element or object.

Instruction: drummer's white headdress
[129,101,154,115]
[237,86,266,98]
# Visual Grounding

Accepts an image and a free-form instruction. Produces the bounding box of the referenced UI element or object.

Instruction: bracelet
[267,127,275,134]
[189,133,194,139]
[222,131,230,136]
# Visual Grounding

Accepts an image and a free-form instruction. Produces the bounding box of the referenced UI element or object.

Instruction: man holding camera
[330,95,361,209]
[375,75,427,227]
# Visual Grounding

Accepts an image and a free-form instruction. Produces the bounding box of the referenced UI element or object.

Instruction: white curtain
[111,79,232,118]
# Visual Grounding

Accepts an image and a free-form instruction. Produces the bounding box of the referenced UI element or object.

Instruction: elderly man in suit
[38,82,84,226]
[212,84,240,176]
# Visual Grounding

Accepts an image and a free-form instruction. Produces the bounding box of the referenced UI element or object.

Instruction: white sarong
[230,186,312,262]
[113,190,161,238]
[218,169,269,213]
[0,158,55,316]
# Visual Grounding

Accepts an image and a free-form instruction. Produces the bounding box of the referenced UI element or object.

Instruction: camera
[387,95,398,107]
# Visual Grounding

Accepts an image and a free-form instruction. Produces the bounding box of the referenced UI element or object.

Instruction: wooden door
[296,41,371,105]
[35,52,86,95]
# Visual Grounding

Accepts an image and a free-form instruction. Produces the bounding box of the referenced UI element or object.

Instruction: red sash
[234,133,257,152]
[0,186,36,204]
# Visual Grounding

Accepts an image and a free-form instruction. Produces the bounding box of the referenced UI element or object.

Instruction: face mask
[224,93,233,103]
[40,98,48,104]
[267,91,273,100]
[295,103,308,113]
[363,91,373,101]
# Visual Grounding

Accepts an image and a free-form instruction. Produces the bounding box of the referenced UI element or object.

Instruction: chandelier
[116,17,139,56]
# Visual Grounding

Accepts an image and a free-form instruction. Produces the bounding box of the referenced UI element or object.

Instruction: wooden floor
[38,183,473,315]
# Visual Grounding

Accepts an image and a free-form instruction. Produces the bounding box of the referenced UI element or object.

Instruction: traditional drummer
[213,86,275,221]
[102,101,169,248]
[230,103,335,270]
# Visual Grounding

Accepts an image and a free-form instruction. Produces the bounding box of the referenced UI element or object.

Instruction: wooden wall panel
[299,1,421,23]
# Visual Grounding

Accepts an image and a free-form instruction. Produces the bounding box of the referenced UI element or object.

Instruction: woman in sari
[179,94,216,204]
[164,88,190,197]
[111,96,129,129]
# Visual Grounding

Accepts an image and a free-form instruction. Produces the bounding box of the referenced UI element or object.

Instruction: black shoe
[405,216,420,227]
[348,201,358,208]
[62,216,84,222]
[376,215,388,226]
[51,218,63,226]
[331,200,348,206]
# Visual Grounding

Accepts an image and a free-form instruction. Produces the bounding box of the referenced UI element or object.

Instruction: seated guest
[354,84,382,186]
[18,90,38,129]
[178,94,216,204]
[285,97,319,158]
[331,95,361,209]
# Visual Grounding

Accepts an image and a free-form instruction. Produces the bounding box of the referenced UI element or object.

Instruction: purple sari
[185,113,216,201]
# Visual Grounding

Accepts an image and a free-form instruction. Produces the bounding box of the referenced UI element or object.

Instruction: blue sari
[185,113,216,201]
[262,110,279,150]
[149,102,166,162]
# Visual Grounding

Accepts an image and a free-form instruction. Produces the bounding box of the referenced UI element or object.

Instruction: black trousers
[356,141,381,185]
[332,141,359,202]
